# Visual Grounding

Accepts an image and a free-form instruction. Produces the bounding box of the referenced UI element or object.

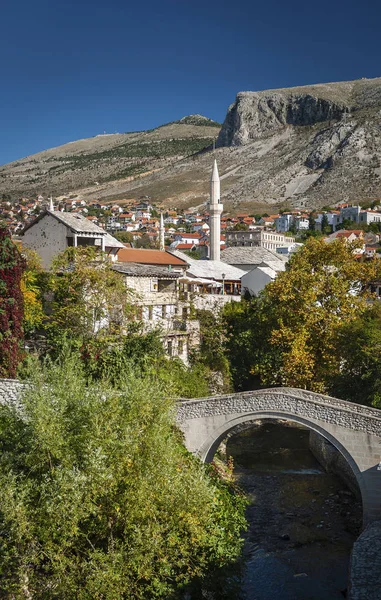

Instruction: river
[222,421,362,600]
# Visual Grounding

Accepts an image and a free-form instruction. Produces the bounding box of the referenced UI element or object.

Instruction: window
[158,279,176,292]
[182,307,188,319]
[167,340,173,356]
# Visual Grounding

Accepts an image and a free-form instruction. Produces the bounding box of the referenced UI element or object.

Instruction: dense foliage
[19,248,44,335]
[46,246,132,351]
[0,227,25,377]
[224,238,381,406]
[330,303,381,408]
[0,356,247,599]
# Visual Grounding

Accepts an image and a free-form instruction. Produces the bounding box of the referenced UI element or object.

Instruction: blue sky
[1,0,380,165]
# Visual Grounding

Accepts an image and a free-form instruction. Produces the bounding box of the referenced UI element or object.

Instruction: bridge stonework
[177,388,381,525]
[0,380,380,525]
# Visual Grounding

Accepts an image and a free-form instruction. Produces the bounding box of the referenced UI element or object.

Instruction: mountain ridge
[2,79,381,212]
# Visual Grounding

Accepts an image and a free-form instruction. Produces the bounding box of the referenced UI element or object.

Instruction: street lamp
[221,273,226,295]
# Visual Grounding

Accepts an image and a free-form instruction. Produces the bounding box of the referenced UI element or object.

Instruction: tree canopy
[0,356,246,598]
[224,237,381,403]
[46,246,132,348]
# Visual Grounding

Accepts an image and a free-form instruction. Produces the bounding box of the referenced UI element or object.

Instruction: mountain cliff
[2,79,381,211]
[214,78,381,209]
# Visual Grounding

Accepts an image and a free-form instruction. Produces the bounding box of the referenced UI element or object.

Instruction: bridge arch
[201,411,361,482]
[177,388,381,525]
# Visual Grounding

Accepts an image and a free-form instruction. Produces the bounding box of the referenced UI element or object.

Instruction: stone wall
[309,431,361,499]
[348,521,381,600]
[23,213,68,268]
[0,378,26,409]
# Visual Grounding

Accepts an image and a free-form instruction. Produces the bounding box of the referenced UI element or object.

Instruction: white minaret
[159,212,165,251]
[209,159,223,261]
[48,197,54,211]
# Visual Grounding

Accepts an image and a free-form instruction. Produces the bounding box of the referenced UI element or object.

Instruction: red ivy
[0,226,25,378]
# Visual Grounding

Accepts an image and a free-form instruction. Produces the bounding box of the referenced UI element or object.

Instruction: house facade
[112,262,199,363]
[225,229,295,252]
[22,210,124,268]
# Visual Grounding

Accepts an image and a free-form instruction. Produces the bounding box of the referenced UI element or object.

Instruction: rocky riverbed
[224,422,362,600]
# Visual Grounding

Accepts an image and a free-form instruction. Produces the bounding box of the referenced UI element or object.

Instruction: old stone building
[113,262,199,363]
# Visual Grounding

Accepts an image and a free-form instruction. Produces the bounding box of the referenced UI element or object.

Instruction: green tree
[195,309,231,378]
[0,227,25,377]
[233,222,249,231]
[135,233,153,249]
[0,355,246,598]
[320,214,331,235]
[237,238,381,393]
[46,246,131,351]
[329,303,381,407]
[114,231,134,244]
[223,298,260,391]
[19,247,44,336]
[308,212,316,231]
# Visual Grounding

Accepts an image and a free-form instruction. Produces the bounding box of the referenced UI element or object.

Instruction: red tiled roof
[117,248,187,266]
[175,243,196,250]
[176,233,202,239]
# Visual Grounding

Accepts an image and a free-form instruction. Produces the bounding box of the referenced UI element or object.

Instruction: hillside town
[0,160,379,370]
[1,161,381,599]
[3,0,381,595]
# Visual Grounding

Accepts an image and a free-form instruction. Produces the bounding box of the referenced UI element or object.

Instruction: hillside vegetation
[0,116,220,201]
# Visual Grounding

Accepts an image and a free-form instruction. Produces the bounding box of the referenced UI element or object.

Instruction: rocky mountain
[214,78,381,210]
[2,78,381,212]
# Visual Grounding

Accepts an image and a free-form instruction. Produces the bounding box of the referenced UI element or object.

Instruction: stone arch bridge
[0,380,380,525]
[177,388,381,525]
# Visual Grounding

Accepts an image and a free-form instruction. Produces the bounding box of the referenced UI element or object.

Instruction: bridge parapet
[177,388,381,525]
[0,380,380,524]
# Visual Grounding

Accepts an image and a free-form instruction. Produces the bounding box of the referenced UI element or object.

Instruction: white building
[276,243,304,255]
[226,228,295,251]
[275,214,294,233]
[359,211,381,225]
[315,213,339,231]
[241,266,279,297]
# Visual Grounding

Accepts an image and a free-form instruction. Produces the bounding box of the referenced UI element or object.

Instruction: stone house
[112,262,199,363]
[22,210,124,268]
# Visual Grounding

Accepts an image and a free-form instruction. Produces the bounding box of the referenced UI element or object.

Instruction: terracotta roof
[175,233,202,239]
[175,243,196,250]
[336,230,363,238]
[117,247,188,266]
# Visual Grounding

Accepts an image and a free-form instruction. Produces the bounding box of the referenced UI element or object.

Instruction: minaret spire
[209,159,223,261]
[48,196,54,212]
[159,212,165,251]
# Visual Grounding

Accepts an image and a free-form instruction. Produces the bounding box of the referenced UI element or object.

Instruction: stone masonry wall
[177,388,381,437]
[348,520,381,600]
[309,431,361,498]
